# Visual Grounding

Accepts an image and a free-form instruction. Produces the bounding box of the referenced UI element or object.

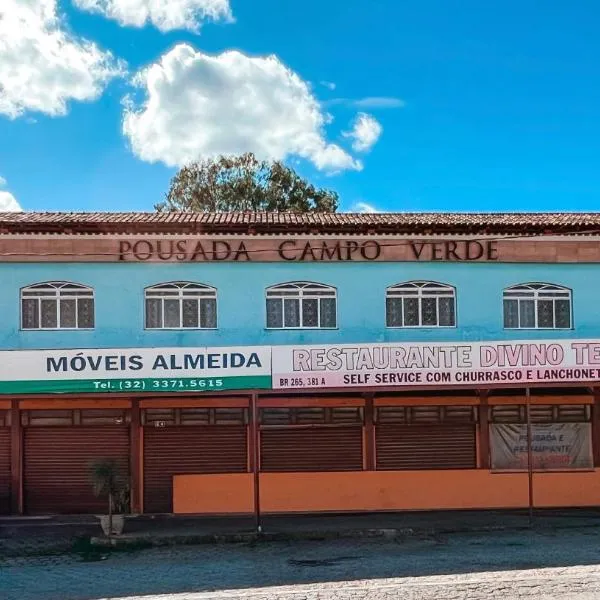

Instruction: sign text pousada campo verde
[118,239,499,262]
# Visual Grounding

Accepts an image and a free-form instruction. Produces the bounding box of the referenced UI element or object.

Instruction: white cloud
[353,97,405,109]
[351,201,380,213]
[328,96,404,109]
[344,113,382,152]
[123,44,361,172]
[0,176,22,210]
[320,81,336,91]
[0,191,22,212]
[73,0,232,33]
[0,0,125,119]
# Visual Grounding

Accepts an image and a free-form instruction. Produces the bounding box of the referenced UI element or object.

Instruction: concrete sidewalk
[3,509,600,556]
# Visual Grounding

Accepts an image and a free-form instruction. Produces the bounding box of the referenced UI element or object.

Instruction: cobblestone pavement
[3,528,600,599]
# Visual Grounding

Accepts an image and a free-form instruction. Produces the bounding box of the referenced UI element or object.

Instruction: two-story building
[1,211,600,516]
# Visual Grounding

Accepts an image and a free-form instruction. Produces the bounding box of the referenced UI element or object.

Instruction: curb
[88,517,600,549]
[4,517,600,557]
[90,528,418,548]
[89,523,543,549]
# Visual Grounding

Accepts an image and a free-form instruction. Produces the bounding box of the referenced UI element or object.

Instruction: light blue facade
[2,260,598,350]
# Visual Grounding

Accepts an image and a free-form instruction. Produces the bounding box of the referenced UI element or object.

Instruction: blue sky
[1,1,600,213]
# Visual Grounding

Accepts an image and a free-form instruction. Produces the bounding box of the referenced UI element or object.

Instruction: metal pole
[251,393,262,534]
[526,387,534,526]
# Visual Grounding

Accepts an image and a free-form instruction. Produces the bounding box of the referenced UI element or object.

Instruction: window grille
[490,404,590,423]
[386,281,456,327]
[376,405,477,424]
[21,410,129,426]
[260,407,363,426]
[142,408,247,426]
[145,282,217,329]
[21,282,94,329]
[266,282,337,329]
[503,283,572,329]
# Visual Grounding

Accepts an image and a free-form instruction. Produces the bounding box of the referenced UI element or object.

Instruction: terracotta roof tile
[0,211,600,235]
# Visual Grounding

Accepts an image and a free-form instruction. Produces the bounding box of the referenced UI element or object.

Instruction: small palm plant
[89,458,128,537]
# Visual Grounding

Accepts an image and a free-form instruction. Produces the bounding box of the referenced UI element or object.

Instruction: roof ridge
[0,211,599,235]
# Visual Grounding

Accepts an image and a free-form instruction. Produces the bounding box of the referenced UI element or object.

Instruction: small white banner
[0,346,271,394]
[490,423,593,470]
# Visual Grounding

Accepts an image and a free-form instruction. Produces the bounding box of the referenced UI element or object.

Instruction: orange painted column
[479,391,490,469]
[130,399,141,514]
[364,394,375,470]
[10,399,22,515]
[593,389,600,467]
[250,393,261,531]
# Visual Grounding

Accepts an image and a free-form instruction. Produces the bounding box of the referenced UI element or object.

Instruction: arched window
[503,283,572,329]
[386,281,456,328]
[21,282,94,330]
[266,282,337,329]
[145,282,217,329]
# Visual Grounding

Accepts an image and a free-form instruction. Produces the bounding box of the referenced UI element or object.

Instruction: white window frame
[266,282,337,330]
[503,283,572,330]
[386,281,456,328]
[21,281,95,330]
[144,281,217,330]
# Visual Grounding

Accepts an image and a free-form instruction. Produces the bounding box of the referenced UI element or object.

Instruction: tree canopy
[156,153,338,213]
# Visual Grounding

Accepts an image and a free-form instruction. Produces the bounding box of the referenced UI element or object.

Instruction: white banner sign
[271,339,600,390]
[490,423,593,470]
[4,338,600,395]
[0,346,271,394]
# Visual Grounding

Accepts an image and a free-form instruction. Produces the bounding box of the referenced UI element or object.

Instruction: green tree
[156,153,338,213]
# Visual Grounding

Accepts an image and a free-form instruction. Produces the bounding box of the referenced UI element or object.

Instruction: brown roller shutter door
[376,424,476,470]
[260,426,363,472]
[143,426,247,513]
[24,427,130,514]
[0,428,9,514]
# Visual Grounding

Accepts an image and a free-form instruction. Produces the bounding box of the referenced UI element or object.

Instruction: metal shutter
[24,427,129,515]
[376,424,476,470]
[260,426,363,472]
[143,426,247,514]
[0,428,10,514]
